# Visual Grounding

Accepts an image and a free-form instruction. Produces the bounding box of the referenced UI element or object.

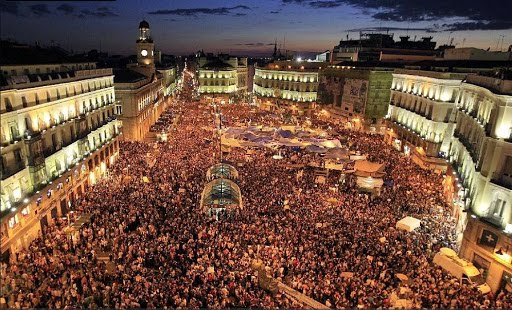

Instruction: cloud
[270,11,280,14]
[235,13,247,16]
[30,4,51,16]
[309,1,343,8]
[347,26,438,33]
[0,0,21,16]
[76,7,118,18]
[235,43,274,46]
[56,4,74,15]
[281,0,512,31]
[148,5,250,17]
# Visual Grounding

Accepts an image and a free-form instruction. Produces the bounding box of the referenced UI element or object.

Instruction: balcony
[490,177,512,190]
[77,127,92,140]
[1,161,26,180]
[453,131,479,163]
[22,131,42,142]
[42,145,57,158]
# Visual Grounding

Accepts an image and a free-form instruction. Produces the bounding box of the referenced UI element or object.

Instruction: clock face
[141,49,148,57]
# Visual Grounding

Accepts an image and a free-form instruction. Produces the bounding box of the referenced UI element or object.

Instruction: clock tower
[136,20,155,70]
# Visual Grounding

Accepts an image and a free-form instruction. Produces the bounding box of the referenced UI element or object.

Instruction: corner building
[454,76,512,293]
[0,62,120,259]
[114,20,172,141]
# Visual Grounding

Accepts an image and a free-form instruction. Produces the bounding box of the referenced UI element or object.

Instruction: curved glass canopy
[200,178,243,211]
[206,163,239,181]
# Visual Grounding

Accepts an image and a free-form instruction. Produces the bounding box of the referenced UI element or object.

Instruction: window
[4,98,13,111]
[14,149,23,163]
[22,96,27,108]
[490,198,506,219]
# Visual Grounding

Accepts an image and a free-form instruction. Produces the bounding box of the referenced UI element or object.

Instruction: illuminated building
[384,69,466,170]
[253,60,327,115]
[452,75,512,293]
[0,62,120,258]
[114,20,173,141]
[198,54,248,98]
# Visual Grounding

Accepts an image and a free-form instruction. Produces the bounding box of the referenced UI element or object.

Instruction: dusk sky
[1,0,511,56]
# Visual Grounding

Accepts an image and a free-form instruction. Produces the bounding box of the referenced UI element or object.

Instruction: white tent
[356,176,384,189]
[396,216,421,232]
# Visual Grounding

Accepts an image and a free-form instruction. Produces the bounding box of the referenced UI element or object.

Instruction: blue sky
[1,0,510,56]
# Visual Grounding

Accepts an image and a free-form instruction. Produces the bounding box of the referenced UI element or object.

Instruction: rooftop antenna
[461,38,466,48]
[499,35,505,51]
[495,35,502,51]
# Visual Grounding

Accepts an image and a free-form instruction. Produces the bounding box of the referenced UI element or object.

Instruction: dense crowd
[1,88,511,308]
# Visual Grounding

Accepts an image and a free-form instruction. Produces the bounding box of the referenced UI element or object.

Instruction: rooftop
[113,68,147,83]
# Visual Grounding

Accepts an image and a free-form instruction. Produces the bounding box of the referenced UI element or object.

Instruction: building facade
[253,61,326,114]
[442,48,511,61]
[384,70,466,170]
[331,34,439,63]
[450,75,512,293]
[0,62,120,260]
[318,66,393,127]
[198,54,248,98]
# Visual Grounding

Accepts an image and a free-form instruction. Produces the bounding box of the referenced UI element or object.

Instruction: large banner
[342,79,368,115]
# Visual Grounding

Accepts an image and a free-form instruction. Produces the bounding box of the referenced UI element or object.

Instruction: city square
[1,1,511,309]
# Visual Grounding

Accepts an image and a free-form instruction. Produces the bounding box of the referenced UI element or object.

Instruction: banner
[478,229,498,248]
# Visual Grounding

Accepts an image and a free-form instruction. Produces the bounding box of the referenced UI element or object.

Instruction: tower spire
[272,39,277,60]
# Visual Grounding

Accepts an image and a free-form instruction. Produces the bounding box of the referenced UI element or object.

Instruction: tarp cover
[354,160,386,177]
[396,216,421,232]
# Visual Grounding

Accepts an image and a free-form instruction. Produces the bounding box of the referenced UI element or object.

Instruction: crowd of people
[1,84,511,308]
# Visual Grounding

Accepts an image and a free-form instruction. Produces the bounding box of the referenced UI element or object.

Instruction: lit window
[8,215,19,228]
[21,206,30,216]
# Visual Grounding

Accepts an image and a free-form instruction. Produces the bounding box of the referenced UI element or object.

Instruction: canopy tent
[354,160,386,178]
[241,132,260,141]
[200,178,243,212]
[317,139,342,149]
[275,129,293,138]
[356,176,384,189]
[396,216,421,232]
[306,145,327,154]
[221,137,243,147]
[206,163,239,181]
[325,147,349,159]
[252,136,273,143]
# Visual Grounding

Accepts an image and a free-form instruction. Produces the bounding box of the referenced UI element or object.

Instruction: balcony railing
[453,131,479,163]
[1,161,26,180]
[23,131,42,142]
